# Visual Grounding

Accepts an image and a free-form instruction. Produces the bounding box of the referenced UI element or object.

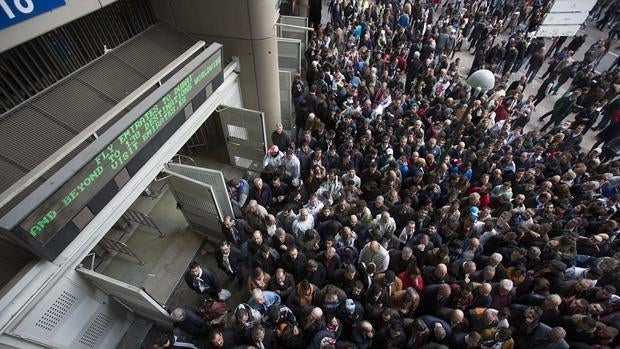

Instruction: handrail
[275,22,315,32]
[99,237,144,265]
[0,41,207,210]
[122,209,165,238]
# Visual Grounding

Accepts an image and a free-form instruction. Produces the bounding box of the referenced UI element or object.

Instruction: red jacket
[494,103,509,122]
[399,271,424,292]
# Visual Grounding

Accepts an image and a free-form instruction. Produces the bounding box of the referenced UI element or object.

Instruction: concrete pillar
[150,0,282,134]
[246,0,282,134]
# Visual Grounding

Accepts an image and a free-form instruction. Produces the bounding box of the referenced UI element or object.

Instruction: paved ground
[485,18,618,151]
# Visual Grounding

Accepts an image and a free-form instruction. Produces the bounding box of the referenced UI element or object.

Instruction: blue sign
[0,0,66,30]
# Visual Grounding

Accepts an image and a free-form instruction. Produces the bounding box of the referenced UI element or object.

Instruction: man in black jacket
[221,216,252,247]
[254,245,278,276]
[271,123,292,152]
[351,320,374,349]
[267,268,295,299]
[539,89,582,131]
[533,75,557,106]
[405,51,424,94]
[184,261,221,299]
[525,48,545,83]
[247,323,276,349]
[373,319,407,349]
[214,240,244,290]
[170,305,210,338]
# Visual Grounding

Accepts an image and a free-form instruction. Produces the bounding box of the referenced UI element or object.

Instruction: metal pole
[434,86,482,183]
[275,22,315,32]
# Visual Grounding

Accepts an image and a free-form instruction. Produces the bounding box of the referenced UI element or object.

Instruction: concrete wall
[150,0,282,133]
[0,0,117,53]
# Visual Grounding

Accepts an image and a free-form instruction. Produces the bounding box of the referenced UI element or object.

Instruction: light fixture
[467,69,495,92]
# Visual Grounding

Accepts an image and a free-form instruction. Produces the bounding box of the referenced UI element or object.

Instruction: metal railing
[99,237,144,266]
[121,209,165,238]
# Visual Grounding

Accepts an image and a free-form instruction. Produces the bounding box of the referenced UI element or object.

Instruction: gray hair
[251,288,263,300]
[499,279,514,291]
[170,307,186,322]
[490,253,503,263]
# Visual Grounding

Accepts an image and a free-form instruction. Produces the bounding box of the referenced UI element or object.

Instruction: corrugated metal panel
[112,35,176,77]
[31,79,116,133]
[0,177,46,219]
[77,54,148,102]
[0,158,29,194]
[142,23,197,57]
[0,107,77,170]
[0,0,158,115]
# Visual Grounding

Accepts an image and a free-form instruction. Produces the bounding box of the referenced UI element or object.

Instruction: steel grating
[31,78,117,133]
[0,158,28,194]
[0,177,46,219]
[113,35,176,77]
[0,106,77,170]
[77,54,148,102]
[142,23,198,57]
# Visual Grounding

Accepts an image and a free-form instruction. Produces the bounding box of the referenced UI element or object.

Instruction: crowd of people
[151,0,620,348]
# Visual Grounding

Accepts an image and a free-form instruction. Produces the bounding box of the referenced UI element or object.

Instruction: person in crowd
[215,240,245,290]
[184,261,222,300]
[156,1,620,348]
[221,215,252,247]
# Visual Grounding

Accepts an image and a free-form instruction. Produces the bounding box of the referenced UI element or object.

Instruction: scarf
[297,284,314,306]
[326,322,339,332]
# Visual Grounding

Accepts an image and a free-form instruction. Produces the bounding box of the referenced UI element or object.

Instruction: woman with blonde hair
[476,116,493,132]
[547,132,565,153]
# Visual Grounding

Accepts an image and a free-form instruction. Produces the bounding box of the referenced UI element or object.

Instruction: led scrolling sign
[18,50,222,246]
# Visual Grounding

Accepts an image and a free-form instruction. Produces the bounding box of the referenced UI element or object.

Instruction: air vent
[227,125,249,140]
[78,312,112,348]
[233,156,254,168]
[35,291,78,331]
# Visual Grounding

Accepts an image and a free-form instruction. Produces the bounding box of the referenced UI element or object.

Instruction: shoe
[538,117,545,121]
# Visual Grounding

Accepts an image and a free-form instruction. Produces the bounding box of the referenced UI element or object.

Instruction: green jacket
[552,94,577,117]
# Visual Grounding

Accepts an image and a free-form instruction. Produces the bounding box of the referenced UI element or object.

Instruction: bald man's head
[310,307,323,319]
[480,283,492,295]
[434,263,448,277]
[361,321,373,332]
[451,309,464,323]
